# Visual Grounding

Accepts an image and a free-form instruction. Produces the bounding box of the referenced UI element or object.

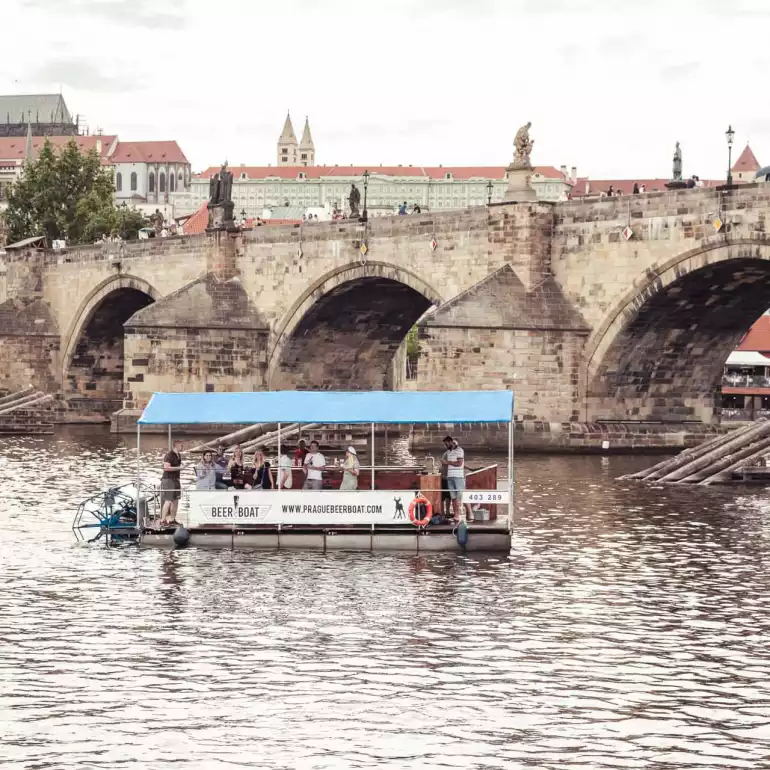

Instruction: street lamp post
[487,180,493,205]
[362,170,370,222]
[726,125,735,186]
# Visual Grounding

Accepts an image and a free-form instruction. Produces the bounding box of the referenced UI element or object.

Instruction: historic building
[0,94,78,137]
[731,144,760,184]
[169,115,576,218]
[0,132,190,218]
[172,163,575,219]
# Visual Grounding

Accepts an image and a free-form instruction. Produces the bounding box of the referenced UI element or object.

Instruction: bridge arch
[268,261,443,390]
[61,275,160,412]
[584,238,770,423]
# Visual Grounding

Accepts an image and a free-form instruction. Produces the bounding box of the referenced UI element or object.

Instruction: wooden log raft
[619,424,753,481]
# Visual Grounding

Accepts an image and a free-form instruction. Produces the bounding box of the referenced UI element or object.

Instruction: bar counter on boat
[136,390,514,553]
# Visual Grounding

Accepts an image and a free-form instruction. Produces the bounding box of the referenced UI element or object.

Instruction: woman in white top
[339,446,360,491]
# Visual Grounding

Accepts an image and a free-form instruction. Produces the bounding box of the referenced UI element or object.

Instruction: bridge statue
[513,122,534,168]
[349,184,361,219]
[207,161,236,231]
[672,142,682,181]
[504,121,537,202]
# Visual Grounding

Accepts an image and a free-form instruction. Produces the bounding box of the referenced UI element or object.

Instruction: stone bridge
[2,183,770,425]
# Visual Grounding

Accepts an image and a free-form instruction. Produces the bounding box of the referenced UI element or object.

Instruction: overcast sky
[4,0,768,178]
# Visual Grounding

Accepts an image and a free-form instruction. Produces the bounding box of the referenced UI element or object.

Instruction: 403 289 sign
[462,490,506,504]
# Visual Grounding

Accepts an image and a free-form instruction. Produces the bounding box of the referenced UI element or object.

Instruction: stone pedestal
[665,180,687,190]
[206,201,236,232]
[503,163,537,202]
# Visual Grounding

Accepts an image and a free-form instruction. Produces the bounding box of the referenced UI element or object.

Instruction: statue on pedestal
[513,122,534,168]
[349,184,361,219]
[672,142,682,181]
[207,161,236,231]
[503,121,537,202]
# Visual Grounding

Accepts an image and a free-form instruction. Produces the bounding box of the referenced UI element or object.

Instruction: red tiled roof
[181,201,209,235]
[198,164,568,181]
[325,165,427,177]
[732,144,760,173]
[200,165,329,180]
[111,141,188,164]
[737,316,770,352]
[0,134,116,162]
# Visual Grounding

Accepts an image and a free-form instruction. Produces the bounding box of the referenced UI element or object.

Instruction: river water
[1,427,769,769]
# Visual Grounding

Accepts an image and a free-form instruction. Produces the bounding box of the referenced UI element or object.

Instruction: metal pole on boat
[167,424,171,450]
[277,423,281,491]
[136,422,143,530]
[371,422,375,490]
[508,413,514,530]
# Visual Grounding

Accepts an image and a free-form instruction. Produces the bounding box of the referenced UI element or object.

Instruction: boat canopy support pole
[508,414,514,530]
[277,423,281,491]
[371,423,375,490]
[167,424,171,450]
[136,423,143,530]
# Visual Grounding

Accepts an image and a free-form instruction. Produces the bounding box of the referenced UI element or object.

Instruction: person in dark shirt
[228,445,246,489]
[251,450,274,490]
[213,443,229,489]
[160,440,183,525]
[294,439,308,467]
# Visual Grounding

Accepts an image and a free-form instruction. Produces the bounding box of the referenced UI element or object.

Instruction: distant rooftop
[0,94,73,125]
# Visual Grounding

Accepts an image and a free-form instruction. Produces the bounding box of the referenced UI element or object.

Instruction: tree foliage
[4,138,148,245]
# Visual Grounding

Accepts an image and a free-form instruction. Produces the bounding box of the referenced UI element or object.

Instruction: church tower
[277,112,297,165]
[298,116,315,167]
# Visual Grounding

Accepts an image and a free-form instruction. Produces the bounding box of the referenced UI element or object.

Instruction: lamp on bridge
[726,125,735,186]
[487,180,493,205]
[361,170,370,222]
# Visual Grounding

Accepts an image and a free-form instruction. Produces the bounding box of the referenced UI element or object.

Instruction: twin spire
[277,112,315,165]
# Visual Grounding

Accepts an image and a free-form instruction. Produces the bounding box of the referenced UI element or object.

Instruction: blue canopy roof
[138,390,513,425]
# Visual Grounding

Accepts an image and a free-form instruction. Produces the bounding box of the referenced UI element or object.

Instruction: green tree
[4,138,147,245]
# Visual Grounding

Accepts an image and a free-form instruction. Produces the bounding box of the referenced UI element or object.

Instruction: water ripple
[0,429,769,768]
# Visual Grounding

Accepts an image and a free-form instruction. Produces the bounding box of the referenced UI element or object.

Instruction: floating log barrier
[0,391,55,434]
[695,437,770,485]
[0,392,53,416]
[241,423,320,452]
[620,423,755,481]
[0,387,36,409]
[189,422,320,455]
[625,418,770,485]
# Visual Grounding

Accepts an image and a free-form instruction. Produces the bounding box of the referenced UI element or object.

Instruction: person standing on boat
[441,436,467,524]
[213,444,229,489]
[294,439,309,467]
[339,446,360,491]
[195,450,217,491]
[228,445,247,490]
[278,452,293,489]
[253,450,275,490]
[302,440,326,490]
[160,440,183,525]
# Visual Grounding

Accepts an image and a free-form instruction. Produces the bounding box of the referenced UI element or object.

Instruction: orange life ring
[409,495,433,527]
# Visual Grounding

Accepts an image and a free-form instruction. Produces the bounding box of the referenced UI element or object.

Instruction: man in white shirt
[302,440,326,490]
[441,435,467,524]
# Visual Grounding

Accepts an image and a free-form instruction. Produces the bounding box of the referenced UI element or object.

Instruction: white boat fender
[456,520,469,547]
[173,525,190,548]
